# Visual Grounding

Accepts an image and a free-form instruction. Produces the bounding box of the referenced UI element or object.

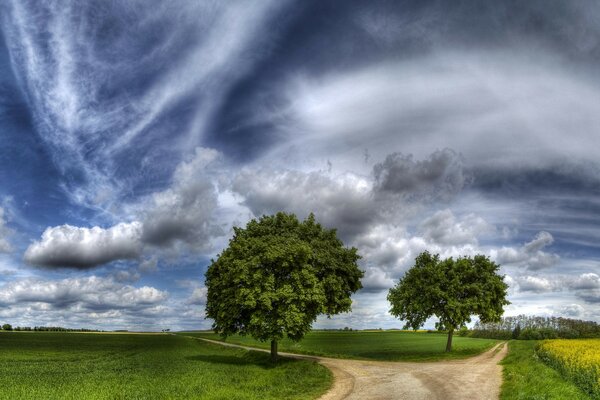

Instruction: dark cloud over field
[1,0,600,330]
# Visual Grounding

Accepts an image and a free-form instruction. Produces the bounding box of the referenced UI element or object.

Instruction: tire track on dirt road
[193,337,507,400]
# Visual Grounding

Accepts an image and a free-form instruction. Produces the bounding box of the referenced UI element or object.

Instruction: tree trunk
[270,339,278,363]
[445,329,454,352]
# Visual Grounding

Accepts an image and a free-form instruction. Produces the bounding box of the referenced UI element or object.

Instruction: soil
[197,338,508,400]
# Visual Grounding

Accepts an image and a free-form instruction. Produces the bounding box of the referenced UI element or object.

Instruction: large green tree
[205,212,363,362]
[387,251,509,352]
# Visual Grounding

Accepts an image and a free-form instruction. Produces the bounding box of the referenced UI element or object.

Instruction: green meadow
[181,330,498,362]
[0,332,331,400]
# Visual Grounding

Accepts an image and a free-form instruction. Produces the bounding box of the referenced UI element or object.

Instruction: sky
[1,0,600,331]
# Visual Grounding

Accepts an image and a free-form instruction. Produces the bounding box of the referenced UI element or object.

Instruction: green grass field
[180,330,498,361]
[500,340,590,400]
[0,331,331,400]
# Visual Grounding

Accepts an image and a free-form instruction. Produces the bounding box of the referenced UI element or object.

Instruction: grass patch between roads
[181,330,498,362]
[500,340,590,400]
[0,331,331,400]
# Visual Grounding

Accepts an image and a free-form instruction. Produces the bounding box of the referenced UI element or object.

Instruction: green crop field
[0,331,331,400]
[180,330,498,361]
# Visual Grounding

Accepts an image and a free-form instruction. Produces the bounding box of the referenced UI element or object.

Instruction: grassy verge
[538,339,600,399]
[500,340,590,400]
[0,331,331,400]
[179,330,498,362]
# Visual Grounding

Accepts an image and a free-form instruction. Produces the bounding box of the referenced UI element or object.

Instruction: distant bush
[1,324,100,332]
[469,315,600,340]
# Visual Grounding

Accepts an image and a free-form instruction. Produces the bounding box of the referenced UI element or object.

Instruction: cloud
[261,50,600,174]
[141,147,223,250]
[186,287,207,306]
[360,266,395,293]
[571,273,600,290]
[555,304,586,318]
[419,209,492,246]
[492,231,560,270]
[514,275,560,293]
[138,257,158,273]
[0,276,167,311]
[111,269,141,284]
[354,210,491,287]
[233,168,377,240]
[570,273,600,303]
[24,222,143,269]
[0,207,12,253]
[24,147,225,269]
[373,149,471,201]
[1,1,289,211]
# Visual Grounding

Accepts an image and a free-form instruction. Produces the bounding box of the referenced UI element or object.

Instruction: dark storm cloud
[208,0,600,163]
[232,149,473,242]
[373,149,470,201]
[472,161,600,255]
[233,168,377,240]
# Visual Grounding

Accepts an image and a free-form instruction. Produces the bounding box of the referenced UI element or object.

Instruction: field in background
[181,330,498,361]
[0,331,331,400]
[500,340,590,400]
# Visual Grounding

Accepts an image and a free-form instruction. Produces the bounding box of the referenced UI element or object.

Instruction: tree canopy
[205,212,363,361]
[387,251,509,351]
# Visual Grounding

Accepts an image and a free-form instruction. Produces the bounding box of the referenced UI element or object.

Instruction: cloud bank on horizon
[1,0,600,331]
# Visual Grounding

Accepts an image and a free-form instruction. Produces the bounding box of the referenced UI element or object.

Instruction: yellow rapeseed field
[537,339,600,399]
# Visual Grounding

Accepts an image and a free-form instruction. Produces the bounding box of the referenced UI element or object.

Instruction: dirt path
[196,337,508,400]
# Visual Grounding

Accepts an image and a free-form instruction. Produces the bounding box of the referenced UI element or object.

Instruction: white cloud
[233,168,377,240]
[0,276,167,311]
[139,257,158,273]
[514,275,559,293]
[186,287,208,305]
[361,266,395,293]
[141,147,223,250]
[419,209,492,246]
[24,147,225,269]
[24,222,143,269]
[571,273,600,290]
[0,207,12,253]
[2,1,289,211]
[491,231,560,270]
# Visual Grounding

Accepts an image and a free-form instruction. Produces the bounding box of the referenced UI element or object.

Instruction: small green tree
[387,252,509,352]
[205,212,363,362]
[2,323,12,331]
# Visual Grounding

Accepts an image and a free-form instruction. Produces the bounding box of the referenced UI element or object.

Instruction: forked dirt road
[197,338,507,400]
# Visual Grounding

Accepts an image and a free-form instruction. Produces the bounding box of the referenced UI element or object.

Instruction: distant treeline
[1,323,101,332]
[468,315,600,340]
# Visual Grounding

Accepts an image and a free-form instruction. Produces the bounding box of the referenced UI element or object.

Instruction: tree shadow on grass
[185,351,300,369]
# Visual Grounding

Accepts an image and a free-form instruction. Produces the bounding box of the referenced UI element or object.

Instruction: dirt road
[196,338,508,400]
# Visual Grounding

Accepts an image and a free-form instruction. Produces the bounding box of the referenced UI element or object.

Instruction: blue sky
[1,0,600,331]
